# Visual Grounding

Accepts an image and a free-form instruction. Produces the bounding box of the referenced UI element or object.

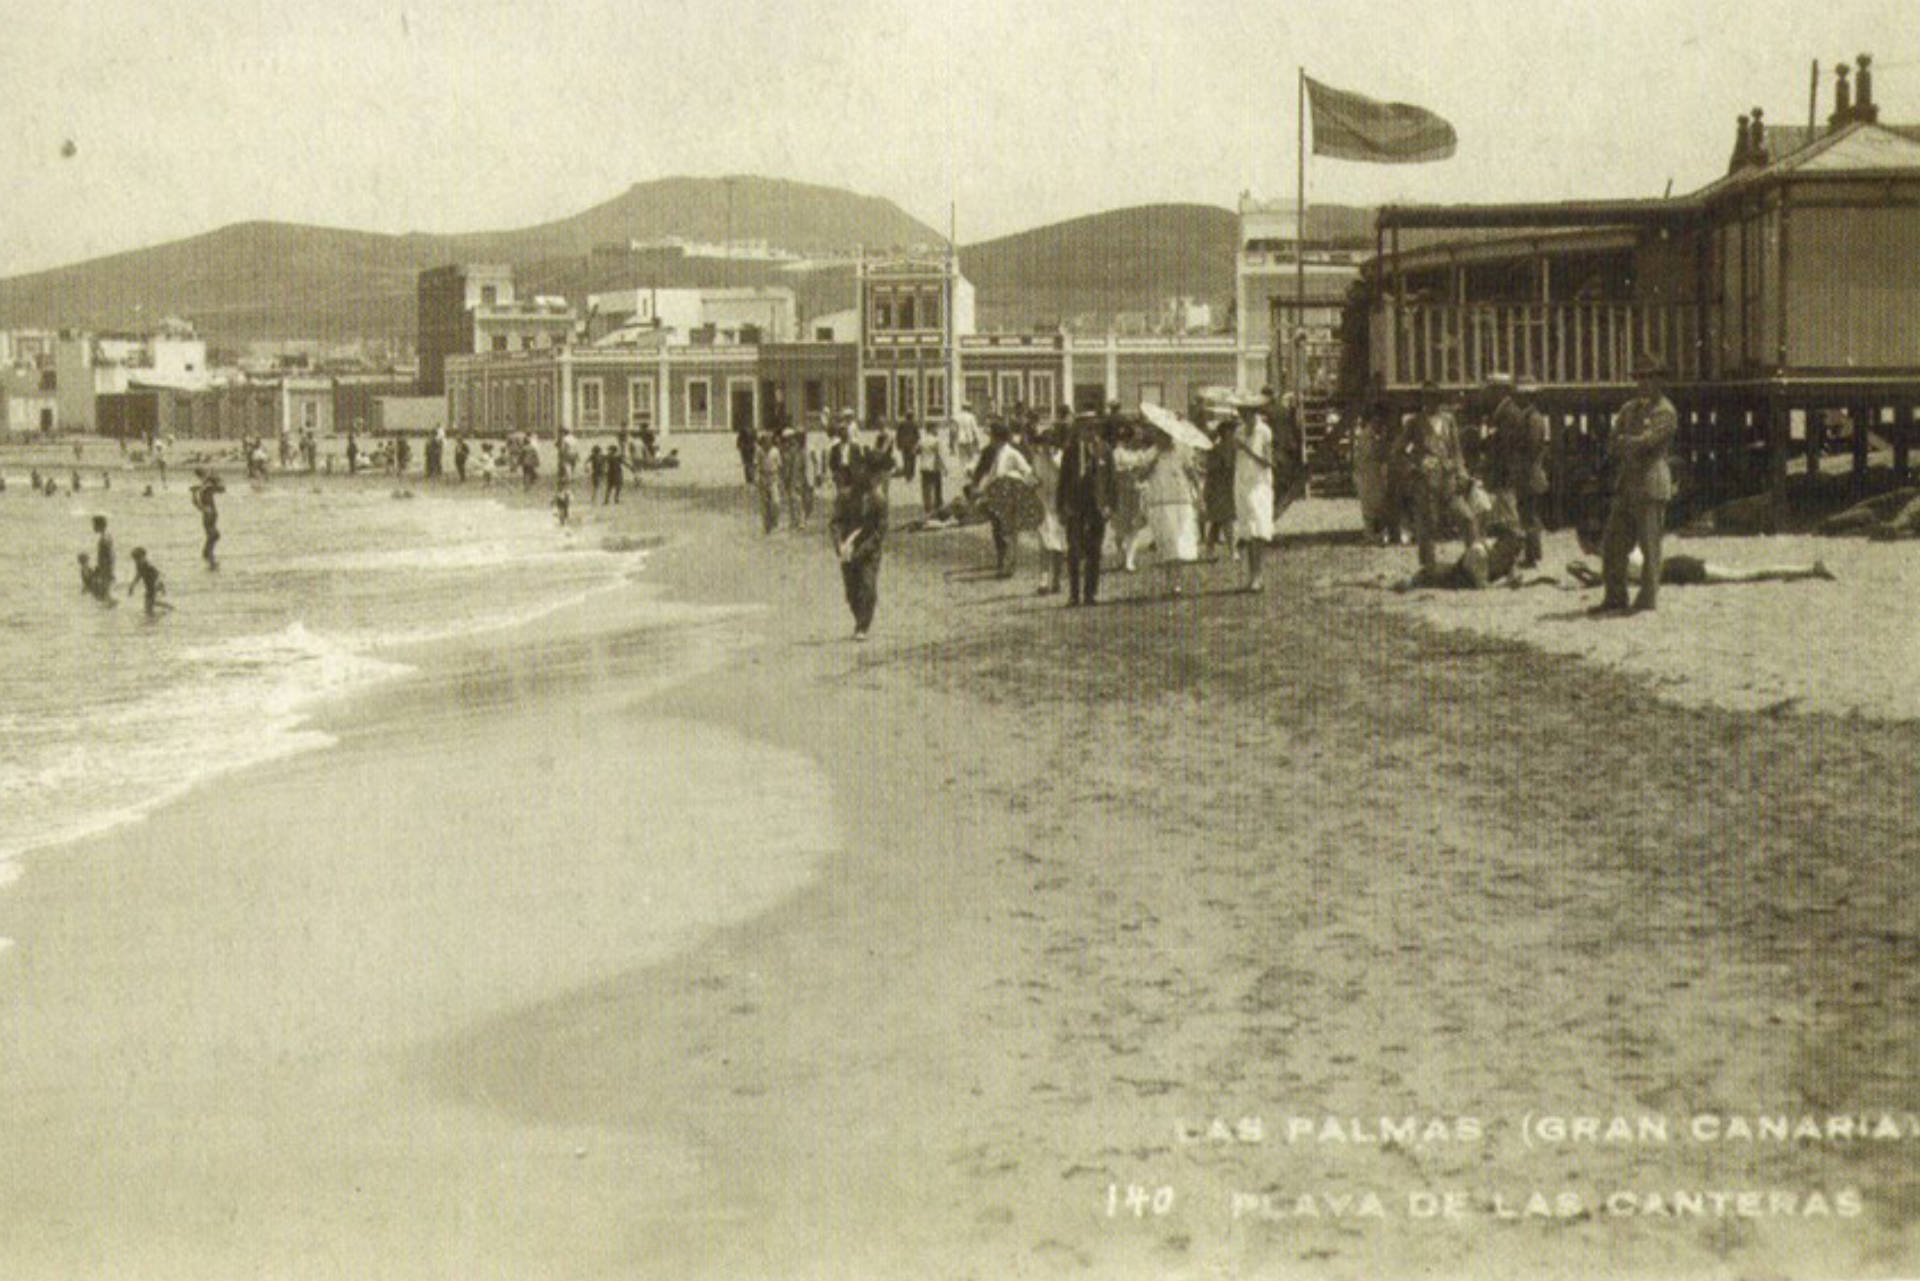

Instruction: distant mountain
[0,177,942,344]
[436,175,943,262]
[0,184,1374,344]
[959,204,1237,332]
[959,202,1376,333]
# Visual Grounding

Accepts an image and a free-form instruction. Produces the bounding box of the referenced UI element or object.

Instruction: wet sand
[1,439,1918,1279]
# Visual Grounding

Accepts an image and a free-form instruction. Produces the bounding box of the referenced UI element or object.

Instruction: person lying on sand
[1568,527,1833,588]
[1387,517,1556,592]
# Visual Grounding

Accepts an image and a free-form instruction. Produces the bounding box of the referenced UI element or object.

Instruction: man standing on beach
[832,448,889,640]
[1057,411,1116,607]
[603,442,625,505]
[780,422,813,530]
[826,410,859,495]
[734,419,757,485]
[1486,375,1550,568]
[753,427,784,533]
[1592,355,1678,615]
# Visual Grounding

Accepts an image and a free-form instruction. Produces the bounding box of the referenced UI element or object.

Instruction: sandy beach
[1,437,1917,1279]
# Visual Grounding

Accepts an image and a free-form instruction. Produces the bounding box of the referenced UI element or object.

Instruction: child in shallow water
[127,548,170,618]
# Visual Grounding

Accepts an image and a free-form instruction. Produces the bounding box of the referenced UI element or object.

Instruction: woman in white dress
[1028,426,1067,595]
[1231,401,1277,592]
[1139,424,1201,597]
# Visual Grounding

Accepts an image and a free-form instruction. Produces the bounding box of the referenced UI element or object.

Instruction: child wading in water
[127,548,171,618]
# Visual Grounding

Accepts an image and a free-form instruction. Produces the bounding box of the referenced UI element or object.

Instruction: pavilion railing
[1385,301,1705,389]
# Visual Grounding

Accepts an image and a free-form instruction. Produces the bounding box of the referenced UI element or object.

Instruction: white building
[586,286,798,346]
[48,326,211,432]
[1235,195,1362,393]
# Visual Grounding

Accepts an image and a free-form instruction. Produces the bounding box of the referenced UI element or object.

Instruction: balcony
[1381,300,1706,389]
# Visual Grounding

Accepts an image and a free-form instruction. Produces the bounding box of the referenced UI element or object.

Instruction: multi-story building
[1236,196,1363,394]
[1,366,57,434]
[443,253,1254,438]
[856,255,971,424]
[416,263,517,396]
[52,325,210,432]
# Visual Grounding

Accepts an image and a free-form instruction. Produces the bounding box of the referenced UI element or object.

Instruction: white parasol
[1140,401,1212,451]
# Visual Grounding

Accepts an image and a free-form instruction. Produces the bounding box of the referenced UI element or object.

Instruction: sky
[0,0,1913,275]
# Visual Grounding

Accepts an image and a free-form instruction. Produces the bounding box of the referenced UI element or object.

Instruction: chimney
[1855,54,1879,123]
[1728,112,1753,172]
[1748,108,1769,166]
[1830,61,1852,131]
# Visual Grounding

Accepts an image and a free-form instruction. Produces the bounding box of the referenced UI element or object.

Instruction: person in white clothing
[970,420,1035,577]
[1138,422,1201,597]
[1028,425,1067,595]
[1232,397,1278,592]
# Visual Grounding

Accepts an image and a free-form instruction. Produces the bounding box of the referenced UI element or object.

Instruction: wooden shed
[1359,113,1920,527]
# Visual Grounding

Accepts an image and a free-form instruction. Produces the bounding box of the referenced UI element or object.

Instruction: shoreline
[0,441,1916,1278]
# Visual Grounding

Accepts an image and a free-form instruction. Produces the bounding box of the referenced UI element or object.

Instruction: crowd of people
[722,356,1845,640]
[1348,357,1830,598]
[728,390,1312,639]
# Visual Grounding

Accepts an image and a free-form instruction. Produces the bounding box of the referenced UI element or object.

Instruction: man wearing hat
[826,409,859,495]
[1487,376,1550,568]
[1057,411,1117,606]
[830,446,889,641]
[1593,355,1678,614]
[1475,371,1515,475]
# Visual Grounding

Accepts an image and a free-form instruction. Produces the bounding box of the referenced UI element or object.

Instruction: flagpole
[1295,67,1306,403]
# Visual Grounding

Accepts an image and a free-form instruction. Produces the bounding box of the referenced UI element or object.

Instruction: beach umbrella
[1140,402,1212,451]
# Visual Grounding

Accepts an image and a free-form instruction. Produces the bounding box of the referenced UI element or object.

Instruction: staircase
[1299,394,1352,496]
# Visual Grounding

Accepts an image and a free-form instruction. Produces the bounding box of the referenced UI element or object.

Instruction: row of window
[458,374,738,431]
[867,285,945,333]
[960,369,1056,414]
[866,368,1058,418]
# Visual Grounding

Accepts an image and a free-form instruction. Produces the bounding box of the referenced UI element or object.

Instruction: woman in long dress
[1232,403,1277,593]
[1139,425,1201,597]
[1028,427,1067,595]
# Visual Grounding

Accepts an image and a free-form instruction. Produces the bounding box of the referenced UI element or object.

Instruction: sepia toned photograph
[1,2,1917,1277]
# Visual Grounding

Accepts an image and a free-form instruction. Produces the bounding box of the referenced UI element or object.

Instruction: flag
[1305,76,1456,164]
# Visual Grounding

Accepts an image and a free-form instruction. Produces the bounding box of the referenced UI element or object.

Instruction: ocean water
[0,470,649,880]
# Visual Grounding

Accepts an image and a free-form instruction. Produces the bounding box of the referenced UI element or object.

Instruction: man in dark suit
[1593,354,1679,615]
[1057,412,1118,607]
